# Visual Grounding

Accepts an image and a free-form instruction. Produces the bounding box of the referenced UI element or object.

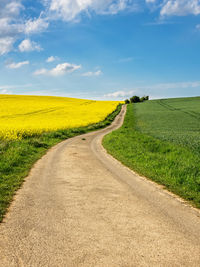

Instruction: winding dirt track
[1,105,200,266]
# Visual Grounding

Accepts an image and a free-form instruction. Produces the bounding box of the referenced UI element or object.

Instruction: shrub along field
[103,97,200,208]
[0,95,121,222]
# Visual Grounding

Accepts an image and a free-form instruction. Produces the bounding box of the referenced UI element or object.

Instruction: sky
[0,0,200,100]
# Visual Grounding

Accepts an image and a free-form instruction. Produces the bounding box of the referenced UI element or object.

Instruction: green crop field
[103,97,200,208]
[135,97,200,154]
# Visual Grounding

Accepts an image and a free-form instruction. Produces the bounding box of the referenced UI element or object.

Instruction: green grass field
[0,105,121,222]
[135,97,200,154]
[103,97,200,208]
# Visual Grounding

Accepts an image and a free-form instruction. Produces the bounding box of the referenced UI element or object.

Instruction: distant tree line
[125,95,149,104]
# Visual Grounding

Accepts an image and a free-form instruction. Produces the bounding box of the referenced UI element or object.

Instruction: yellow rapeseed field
[0,95,120,140]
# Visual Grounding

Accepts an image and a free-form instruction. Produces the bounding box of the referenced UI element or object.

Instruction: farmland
[135,97,200,154]
[0,95,121,221]
[0,95,119,140]
[103,97,200,208]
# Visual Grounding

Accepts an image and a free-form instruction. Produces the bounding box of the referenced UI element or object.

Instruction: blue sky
[0,0,200,100]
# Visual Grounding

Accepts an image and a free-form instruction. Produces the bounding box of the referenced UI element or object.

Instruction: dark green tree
[125,99,130,104]
[140,96,149,102]
[130,95,141,103]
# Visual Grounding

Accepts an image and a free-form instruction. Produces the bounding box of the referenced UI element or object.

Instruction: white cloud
[7,60,29,69]
[0,89,12,94]
[33,68,48,75]
[25,17,49,35]
[105,90,136,98]
[0,1,24,55]
[145,0,200,17]
[82,70,102,77]
[0,37,15,55]
[50,63,81,76]
[33,62,81,76]
[46,56,57,62]
[48,0,138,21]
[0,1,23,19]
[0,1,46,56]
[0,18,24,38]
[19,39,42,52]
[161,0,200,16]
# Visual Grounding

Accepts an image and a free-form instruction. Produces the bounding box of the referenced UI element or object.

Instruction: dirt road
[0,105,200,266]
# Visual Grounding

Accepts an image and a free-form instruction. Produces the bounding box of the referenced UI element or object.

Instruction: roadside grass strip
[103,101,200,208]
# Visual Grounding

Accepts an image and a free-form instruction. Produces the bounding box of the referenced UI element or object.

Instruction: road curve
[0,105,200,266]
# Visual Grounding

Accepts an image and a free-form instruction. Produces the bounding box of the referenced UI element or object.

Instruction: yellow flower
[0,95,121,140]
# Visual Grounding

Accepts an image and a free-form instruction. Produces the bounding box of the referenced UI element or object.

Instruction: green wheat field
[103,97,200,207]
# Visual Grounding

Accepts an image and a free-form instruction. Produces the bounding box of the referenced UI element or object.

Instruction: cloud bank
[48,0,138,21]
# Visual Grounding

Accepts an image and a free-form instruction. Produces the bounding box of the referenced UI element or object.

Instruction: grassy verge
[0,104,121,222]
[103,104,200,208]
